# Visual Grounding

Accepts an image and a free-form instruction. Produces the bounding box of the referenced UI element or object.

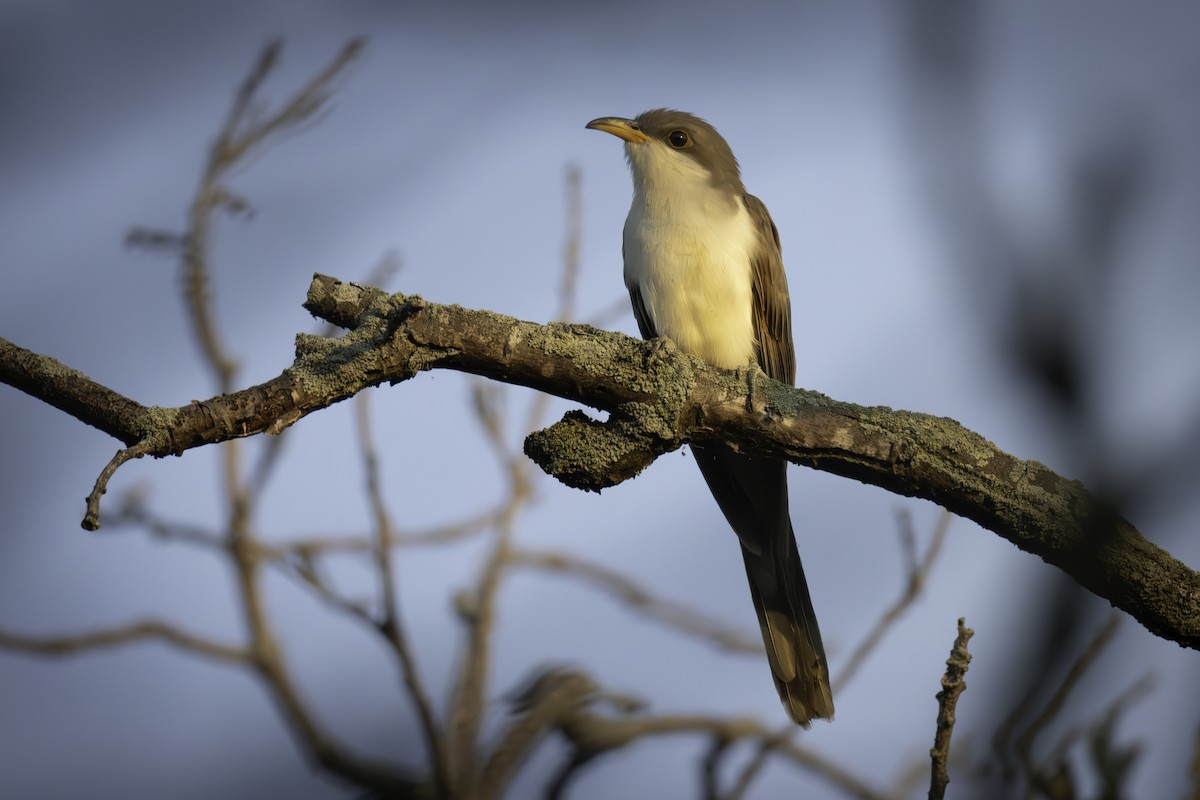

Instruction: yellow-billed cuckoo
[586,109,833,726]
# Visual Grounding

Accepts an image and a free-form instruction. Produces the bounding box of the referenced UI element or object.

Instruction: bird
[586,109,833,726]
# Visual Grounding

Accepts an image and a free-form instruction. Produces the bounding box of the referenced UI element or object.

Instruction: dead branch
[929,617,973,800]
[835,509,952,692]
[0,620,248,663]
[509,548,761,654]
[2,276,1194,651]
[355,388,452,797]
[1015,614,1120,781]
[533,689,897,800]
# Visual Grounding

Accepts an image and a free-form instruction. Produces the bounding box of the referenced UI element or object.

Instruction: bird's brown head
[586,108,744,195]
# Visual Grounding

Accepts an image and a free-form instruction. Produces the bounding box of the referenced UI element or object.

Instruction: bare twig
[480,668,596,798]
[701,734,733,800]
[557,164,583,326]
[285,551,373,620]
[0,603,416,788]
[120,506,508,562]
[524,162,586,436]
[276,510,509,554]
[355,388,452,797]
[179,37,364,394]
[0,338,147,446]
[447,419,531,796]
[222,457,417,793]
[509,548,761,654]
[929,617,973,800]
[108,491,227,549]
[1014,614,1121,776]
[725,724,795,800]
[442,168,608,795]
[175,40,419,796]
[449,169,587,797]
[1082,674,1154,797]
[550,707,895,800]
[0,620,248,664]
[219,39,365,166]
[245,422,290,499]
[83,440,154,531]
[546,749,600,800]
[834,510,952,692]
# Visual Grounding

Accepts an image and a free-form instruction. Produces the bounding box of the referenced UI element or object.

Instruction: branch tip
[929,616,974,800]
[83,441,153,531]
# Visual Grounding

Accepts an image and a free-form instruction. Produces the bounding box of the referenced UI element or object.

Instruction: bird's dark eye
[668,130,690,148]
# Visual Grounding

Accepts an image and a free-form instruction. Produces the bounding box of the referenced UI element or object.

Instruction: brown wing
[744,194,795,386]
[628,285,657,341]
[625,199,832,725]
[625,242,658,340]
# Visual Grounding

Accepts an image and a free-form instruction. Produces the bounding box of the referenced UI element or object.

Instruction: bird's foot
[642,336,675,366]
[737,362,765,411]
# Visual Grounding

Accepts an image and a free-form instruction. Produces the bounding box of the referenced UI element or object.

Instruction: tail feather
[692,444,833,726]
[741,526,834,725]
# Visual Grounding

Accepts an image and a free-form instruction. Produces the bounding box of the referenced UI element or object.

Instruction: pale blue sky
[2,2,1198,798]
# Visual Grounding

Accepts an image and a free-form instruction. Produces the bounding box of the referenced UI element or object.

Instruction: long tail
[692,444,833,726]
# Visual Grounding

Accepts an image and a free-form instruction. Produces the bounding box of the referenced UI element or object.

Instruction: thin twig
[524,162,584,435]
[181,38,364,394]
[125,504,510,561]
[725,724,794,800]
[546,750,598,800]
[929,617,973,800]
[834,509,952,692]
[245,425,290,499]
[355,388,452,798]
[448,459,528,797]
[0,620,248,664]
[450,165,586,796]
[479,668,596,798]
[219,39,365,166]
[509,548,761,654]
[1014,613,1121,775]
[550,708,895,800]
[285,552,373,620]
[194,40,414,795]
[83,440,153,531]
[558,164,582,325]
[1082,673,1154,794]
[276,510,509,555]
[106,489,227,550]
[701,734,732,800]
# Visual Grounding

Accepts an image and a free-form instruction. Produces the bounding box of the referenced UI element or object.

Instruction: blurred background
[2,1,1198,798]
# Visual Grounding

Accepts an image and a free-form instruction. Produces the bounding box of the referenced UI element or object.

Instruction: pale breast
[623,192,758,371]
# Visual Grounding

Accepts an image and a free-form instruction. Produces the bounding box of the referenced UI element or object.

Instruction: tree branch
[509,548,761,654]
[0,620,248,663]
[355,389,452,798]
[928,617,973,800]
[1,274,1196,651]
[834,510,951,692]
[545,702,895,800]
[0,338,148,446]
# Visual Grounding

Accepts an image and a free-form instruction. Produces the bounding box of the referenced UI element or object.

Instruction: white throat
[622,142,759,370]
